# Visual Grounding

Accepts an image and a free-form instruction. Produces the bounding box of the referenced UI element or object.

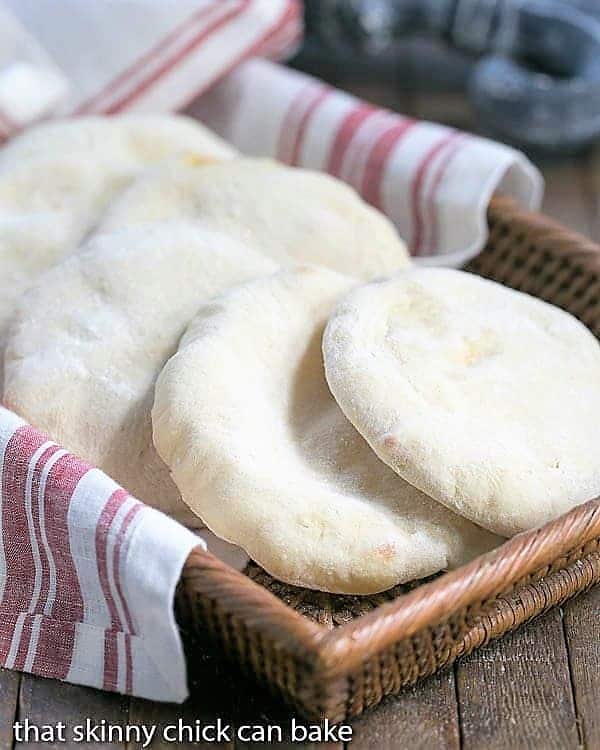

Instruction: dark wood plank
[229,667,342,750]
[456,609,580,750]
[339,80,415,115]
[587,146,600,242]
[560,149,600,750]
[130,636,326,750]
[15,674,129,749]
[540,157,595,237]
[0,668,20,748]
[563,588,600,749]
[411,91,479,134]
[128,654,236,750]
[350,669,460,750]
[128,696,234,750]
[170,627,343,750]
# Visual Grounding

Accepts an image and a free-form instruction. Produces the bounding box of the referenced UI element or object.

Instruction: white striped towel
[0,406,200,702]
[0,0,301,131]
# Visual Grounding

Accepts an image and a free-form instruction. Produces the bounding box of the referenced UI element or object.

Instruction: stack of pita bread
[3,116,600,594]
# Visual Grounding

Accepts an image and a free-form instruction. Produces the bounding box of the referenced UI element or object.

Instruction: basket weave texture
[177,197,600,722]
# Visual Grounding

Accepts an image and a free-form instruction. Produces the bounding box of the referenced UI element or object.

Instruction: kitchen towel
[0,407,201,703]
[0,0,301,129]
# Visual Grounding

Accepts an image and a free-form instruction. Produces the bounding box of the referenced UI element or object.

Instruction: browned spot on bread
[183,153,217,167]
[374,543,396,561]
[381,433,399,452]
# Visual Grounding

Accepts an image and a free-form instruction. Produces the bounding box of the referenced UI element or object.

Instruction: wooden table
[2,94,600,749]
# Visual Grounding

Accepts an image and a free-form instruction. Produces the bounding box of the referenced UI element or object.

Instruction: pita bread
[323,268,600,537]
[99,158,410,279]
[152,267,500,594]
[0,115,234,341]
[3,222,275,522]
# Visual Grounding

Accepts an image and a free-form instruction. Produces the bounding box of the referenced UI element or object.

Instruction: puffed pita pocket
[324,268,600,537]
[152,266,500,594]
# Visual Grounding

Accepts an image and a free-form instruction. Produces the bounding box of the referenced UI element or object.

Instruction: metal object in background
[299,0,600,152]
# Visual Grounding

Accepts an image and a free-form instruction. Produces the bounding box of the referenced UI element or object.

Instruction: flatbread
[152,267,500,594]
[3,222,275,522]
[0,115,234,340]
[99,158,410,279]
[323,268,600,537]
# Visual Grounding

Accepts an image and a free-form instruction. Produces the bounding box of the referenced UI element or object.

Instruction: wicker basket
[176,196,600,722]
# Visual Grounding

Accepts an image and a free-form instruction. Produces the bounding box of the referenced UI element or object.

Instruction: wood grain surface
[350,670,460,750]
[0,669,20,748]
[456,610,580,750]
[0,92,599,750]
[564,587,600,749]
[15,675,129,749]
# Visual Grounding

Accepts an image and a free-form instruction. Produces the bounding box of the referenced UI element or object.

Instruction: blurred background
[1,0,598,239]
[290,0,600,238]
[294,0,600,153]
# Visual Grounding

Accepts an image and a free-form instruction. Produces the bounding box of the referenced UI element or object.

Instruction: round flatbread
[323,268,600,537]
[99,158,410,279]
[152,267,500,594]
[0,115,234,341]
[3,222,275,522]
